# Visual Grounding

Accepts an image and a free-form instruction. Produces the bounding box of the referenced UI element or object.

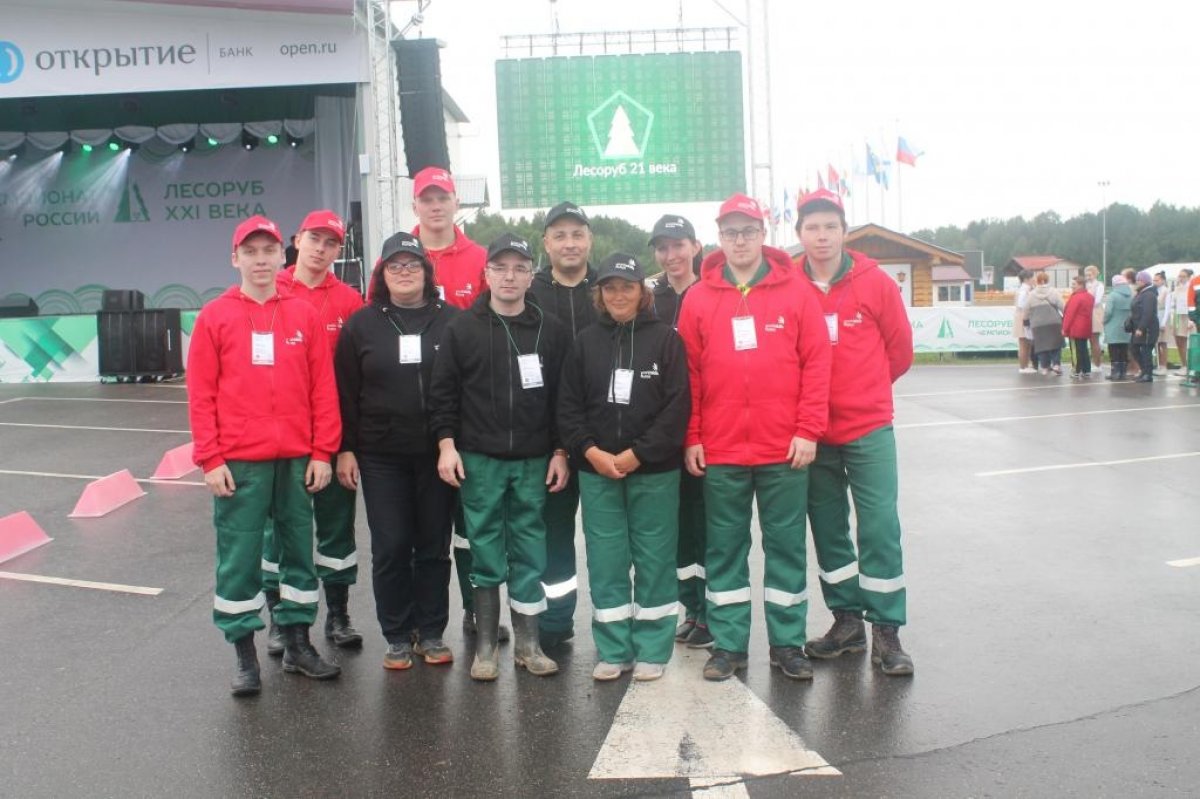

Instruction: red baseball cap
[796,188,845,215]
[299,209,346,243]
[413,166,455,197]
[232,215,283,249]
[716,193,765,223]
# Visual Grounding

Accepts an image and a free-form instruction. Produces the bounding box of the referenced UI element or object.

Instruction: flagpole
[895,120,903,233]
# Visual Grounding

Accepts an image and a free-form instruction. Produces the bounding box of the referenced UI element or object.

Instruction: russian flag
[897,136,921,167]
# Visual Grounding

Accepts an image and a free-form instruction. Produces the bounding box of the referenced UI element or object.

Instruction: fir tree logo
[114,177,150,223]
[587,91,654,161]
[937,316,954,338]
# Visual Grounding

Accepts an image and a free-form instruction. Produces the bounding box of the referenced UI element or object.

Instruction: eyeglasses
[486,264,533,276]
[384,261,424,274]
[719,226,763,242]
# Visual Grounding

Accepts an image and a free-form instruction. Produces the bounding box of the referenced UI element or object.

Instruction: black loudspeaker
[0,297,39,318]
[102,289,146,311]
[393,38,450,177]
[98,309,183,378]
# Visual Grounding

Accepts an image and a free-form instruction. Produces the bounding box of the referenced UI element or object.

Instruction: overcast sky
[395,0,1199,242]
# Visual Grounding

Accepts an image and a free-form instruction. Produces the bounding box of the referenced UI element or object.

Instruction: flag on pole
[783,189,794,224]
[897,136,921,166]
[827,164,840,193]
[840,177,851,197]
[866,144,880,182]
[817,170,826,191]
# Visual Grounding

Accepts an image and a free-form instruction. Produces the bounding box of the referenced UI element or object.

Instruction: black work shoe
[264,589,284,657]
[231,634,261,697]
[702,649,748,681]
[871,625,914,676]
[685,623,714,649]
[675,617,697,643]
[769,646,814,680]
[282,625,341,680]
[539,628,574,649]
[323,584,363,648]
[804,609,867,659]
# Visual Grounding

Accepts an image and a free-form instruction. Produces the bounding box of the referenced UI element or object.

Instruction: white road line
[896,382,1106,399]
[0,398,24,405]
[689,777,751,797]
[977,452,1200,477]
[0,422,190,434]
[0,571,163,596]
[1166,557,1200,568]
[8,397,188,405]
[0,468,205,487]
[898,403,1200,429]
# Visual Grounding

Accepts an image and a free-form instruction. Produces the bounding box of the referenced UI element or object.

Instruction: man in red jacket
[792,189,916,676]
[188,215,342,696]
[262,210,366,655]
[410,167,497,639]
[677,194,831,682]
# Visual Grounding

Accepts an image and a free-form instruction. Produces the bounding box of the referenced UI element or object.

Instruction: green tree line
[464,210,660,275]
[910,202,1200,286]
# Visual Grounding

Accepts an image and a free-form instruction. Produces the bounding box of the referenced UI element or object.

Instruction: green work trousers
[262,477,358,590]
[452,497,474,612]
[459,452,550,614]
[539,469,579,635]
[213,458,318,643]
[580,470,680,665]
[807,426,907,627]
[704,463,809,653]
[676,470,707,623]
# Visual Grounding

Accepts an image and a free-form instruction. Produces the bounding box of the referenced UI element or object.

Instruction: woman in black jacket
[334,232,459,670]
[1129,269,1160,383]
[557,253,690,683]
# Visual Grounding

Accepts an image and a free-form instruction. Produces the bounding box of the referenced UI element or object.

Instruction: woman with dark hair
[334,231,460,670]
[558,252,690,682]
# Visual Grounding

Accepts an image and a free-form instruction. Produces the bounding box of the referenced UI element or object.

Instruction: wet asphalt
[0,365,1198,798]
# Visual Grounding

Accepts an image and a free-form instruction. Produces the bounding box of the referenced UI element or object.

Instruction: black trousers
[357,450,454,643]
[1107,343,1129,364]
[1132,343,1155,377]
[1071,338,1092,374]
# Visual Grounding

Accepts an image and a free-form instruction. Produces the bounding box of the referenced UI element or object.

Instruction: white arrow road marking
[589,648,839,788]
[1167,556,1200,568]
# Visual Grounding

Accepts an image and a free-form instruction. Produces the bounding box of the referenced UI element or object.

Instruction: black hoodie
[651,275,700,329]
[527,265,599,338]
[429,292,570,459]
[557,309,690,473]
[334,300,459,455]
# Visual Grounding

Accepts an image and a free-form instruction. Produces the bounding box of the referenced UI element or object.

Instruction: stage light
[107,140,121,152]
[287,135,303,149]
[180,138,195,153]
[266,134,279,146]
[241,131,259,151]
[127,141,140,152]
[207,137,219,147]
[82,143,94,153]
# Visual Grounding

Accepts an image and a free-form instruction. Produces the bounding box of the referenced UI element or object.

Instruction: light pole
[1098,180,1110,282]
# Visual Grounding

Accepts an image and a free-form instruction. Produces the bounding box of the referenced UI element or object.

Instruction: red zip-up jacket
[677,246,831,466]
[277,267,364,356]
[1062,289,1095,339]
[187,287,342,471]
[793,249,913,446]
[413,225,486,310]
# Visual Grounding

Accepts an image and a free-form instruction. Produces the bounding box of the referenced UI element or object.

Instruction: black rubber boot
[231,634,261,697]
[871,624,914,676]
[804,609,867,659]
[282,625,341,680]
[323,583,363,648]
[464,609,510,643]
[264,589,284,657]
[470,587,501,681]
[512,612,558,676]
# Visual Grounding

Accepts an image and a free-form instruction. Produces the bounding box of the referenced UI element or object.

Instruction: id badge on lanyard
[251,331,275,365]
[609,368,634,405]
[824,313,839,344]
[399,334,422,364]
[732,316,758,351]
[517,353,544,388]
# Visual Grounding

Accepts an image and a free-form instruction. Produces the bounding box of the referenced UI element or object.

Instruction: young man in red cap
[188,215,342,696]
[261,210,365,655]
[410,166,494,639]
[792,188,915,676]
[677,194,831,682]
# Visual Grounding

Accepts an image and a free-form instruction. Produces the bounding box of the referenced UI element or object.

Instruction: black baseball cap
[544,201,589,229]
[596,252,645,284]
[648,214,696,245]
[486,232,534,262]
[379,231,429,265]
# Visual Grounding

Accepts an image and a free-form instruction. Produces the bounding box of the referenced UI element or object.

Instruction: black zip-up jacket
[651,276,699,329]
[334,300,459,455]
[1130,284,1160,344]
[528,265,598,338]
[557,310,690,473]
[429,292,570,459]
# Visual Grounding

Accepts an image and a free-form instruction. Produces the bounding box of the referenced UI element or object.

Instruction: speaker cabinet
[392,38,450,177]
[0,297,39,318]
[102,289,146,311]
[98,309,183,378]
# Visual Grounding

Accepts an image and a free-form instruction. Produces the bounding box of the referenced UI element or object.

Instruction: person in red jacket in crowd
[408,166,502,641]
[1062,274,1097,379]
[790,189,915,676]
[261,210,366,656]
[677,194,831,682]
[188,215,343,697]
